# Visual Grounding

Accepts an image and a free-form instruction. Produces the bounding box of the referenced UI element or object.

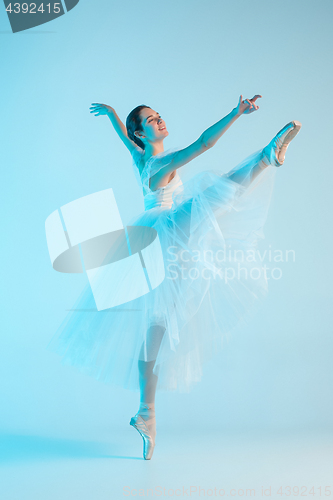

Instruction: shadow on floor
[0,434,142,463]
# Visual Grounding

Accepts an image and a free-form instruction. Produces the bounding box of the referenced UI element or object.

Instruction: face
[135,108,169,145]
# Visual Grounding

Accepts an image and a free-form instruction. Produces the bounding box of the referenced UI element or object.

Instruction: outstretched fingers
[90,103,107,115]
[241,95,251,108]
[249,95,262,110]
[238,94,262,114]
[89,103,107,107]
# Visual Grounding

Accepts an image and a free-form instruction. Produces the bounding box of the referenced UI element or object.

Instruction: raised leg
[196,149,271,215]
[226,154,269,187]
[171,150,270,240]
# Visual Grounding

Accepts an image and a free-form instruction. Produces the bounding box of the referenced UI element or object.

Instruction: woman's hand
[90,103,114,116]
[235,95,261,116]
[92,104,133,150]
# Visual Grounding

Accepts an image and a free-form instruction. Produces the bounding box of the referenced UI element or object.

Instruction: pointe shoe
[130,413,155,460]
[262,120,302,167]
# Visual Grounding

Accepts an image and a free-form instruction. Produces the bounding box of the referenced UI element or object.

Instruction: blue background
[1,0,332,497]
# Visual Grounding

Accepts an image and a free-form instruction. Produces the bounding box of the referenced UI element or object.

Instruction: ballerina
[50,95,301,461]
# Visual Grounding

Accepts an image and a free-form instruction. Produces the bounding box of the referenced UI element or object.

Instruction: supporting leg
[138,323,166,404]
[134,323,166,445]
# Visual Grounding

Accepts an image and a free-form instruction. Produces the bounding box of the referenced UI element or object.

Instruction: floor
[0,428,332,499]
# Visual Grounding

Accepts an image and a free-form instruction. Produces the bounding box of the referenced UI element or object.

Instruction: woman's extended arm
[161,95,262,174]
[89,103,137,153]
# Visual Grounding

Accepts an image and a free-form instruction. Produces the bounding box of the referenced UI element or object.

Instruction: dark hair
[126,105,150,150]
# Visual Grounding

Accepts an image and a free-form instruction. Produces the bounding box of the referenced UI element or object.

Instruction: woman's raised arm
[89,103,137,153]
[162,95,262,174]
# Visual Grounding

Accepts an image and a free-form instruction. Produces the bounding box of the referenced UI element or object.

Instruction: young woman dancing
[48,95,301,460]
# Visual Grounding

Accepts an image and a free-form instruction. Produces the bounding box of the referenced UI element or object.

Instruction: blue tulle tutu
[47,146,276,393]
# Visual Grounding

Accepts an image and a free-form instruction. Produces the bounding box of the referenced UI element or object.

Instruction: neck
[144,140,164,158]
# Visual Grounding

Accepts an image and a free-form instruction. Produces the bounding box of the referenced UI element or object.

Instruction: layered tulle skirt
[47,148,276,393]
